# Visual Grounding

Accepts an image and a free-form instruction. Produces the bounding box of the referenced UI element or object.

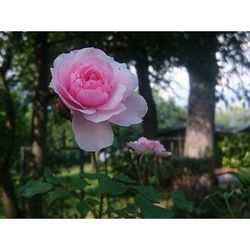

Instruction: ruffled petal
[84,103,126,123]
[98,84,127,111]
[109,92,148,126]
[72,112,114,152]
[113,68,138,99]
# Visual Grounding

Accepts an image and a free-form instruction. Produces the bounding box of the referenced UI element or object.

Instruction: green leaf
[86,198,99,206]
[81,173,106,180]
[76,202,89,218]
[124,204,138,215]
[108,207,129,218]
[18,180,53,198]
[115,174,137,184]
[135,194,174,218]
[47,188,72,206]
[98,176,128,195]
[237,168,250,186]
[44,168,61,185]
[171,191,194,213]
[131,185,159,203]
[69,177,89,190]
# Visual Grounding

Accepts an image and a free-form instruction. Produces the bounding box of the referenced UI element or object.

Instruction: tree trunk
[184,35,218,158]
[26,32,49,218]
[135,50,158,138]
[0,70,21,217]
[184,73,216,158]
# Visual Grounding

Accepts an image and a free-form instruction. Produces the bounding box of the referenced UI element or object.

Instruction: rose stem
[103,152,111,218]
[136,156,143,185]
[91,152,104,219]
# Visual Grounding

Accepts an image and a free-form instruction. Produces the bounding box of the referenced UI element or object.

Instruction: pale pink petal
[138,137,150,144]
[98,84,126,111]
[84,103,126,123]
[127,141,149,154]
[109,92,148,126]
[53,48,107,67]
[113,68,138,99]
[50,77,96,115]
[75,57,114,83]
[72,112,114,152]
[53,50,79,67]
[108,57,127,70]
[73,48,109,61]
[76,89,109,107]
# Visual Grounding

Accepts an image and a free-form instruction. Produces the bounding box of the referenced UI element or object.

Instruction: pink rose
[50,48,148,151]
[127,137,171,157]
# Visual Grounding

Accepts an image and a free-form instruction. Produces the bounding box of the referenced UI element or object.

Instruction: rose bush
[50,48,148,151]
[127,137,171,157]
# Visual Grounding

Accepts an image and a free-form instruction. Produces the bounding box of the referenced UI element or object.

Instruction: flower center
[69,65,113,108]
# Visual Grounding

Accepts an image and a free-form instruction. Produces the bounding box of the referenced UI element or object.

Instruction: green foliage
[76,202,90,218]
[18,180,53,198]
[98,176,128,196]
[171,191,194,213]
[114,174,137,184]
[44,168,61,185]
[216,106,250,128]
[131,186,159,203]
[219,133,250,168]
[68,176,89,190]
[47,188,72,206]
[237,168,250,186]
[155,97,187,129]
[134,194,174,218]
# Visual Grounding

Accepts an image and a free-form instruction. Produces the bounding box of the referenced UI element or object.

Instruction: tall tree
[183,33,219,158]
[0,36,22,217]
[135,48,158,138]
[26,32,49,217]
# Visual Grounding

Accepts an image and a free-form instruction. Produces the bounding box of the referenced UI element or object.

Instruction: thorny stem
[91,152,104,219]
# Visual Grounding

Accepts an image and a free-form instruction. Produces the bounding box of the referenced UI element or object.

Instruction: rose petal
[109,92,148,126]
[53,48,107,67]
[51,79,96,115]
[53,50,79,67]
[108,57,127,70]
[84,103,126,123]
[76,89,109,107]
[98,84,127,111]
[72,112,114,152]
[113,68,138,99]
[127,141,149,154]
[73,48,109,61]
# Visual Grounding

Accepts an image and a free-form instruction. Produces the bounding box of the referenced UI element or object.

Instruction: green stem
[91,152,103,219]
[135,156,143,185]
[224,197,235,218]
[154,157,160,188]
[104,156,111,218]
[91,152,98,173]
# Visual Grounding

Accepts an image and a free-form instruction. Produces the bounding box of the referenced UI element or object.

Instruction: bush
[219,133,250,169]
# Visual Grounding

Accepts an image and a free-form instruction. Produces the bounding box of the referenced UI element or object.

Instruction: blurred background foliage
[0,32,250,218]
